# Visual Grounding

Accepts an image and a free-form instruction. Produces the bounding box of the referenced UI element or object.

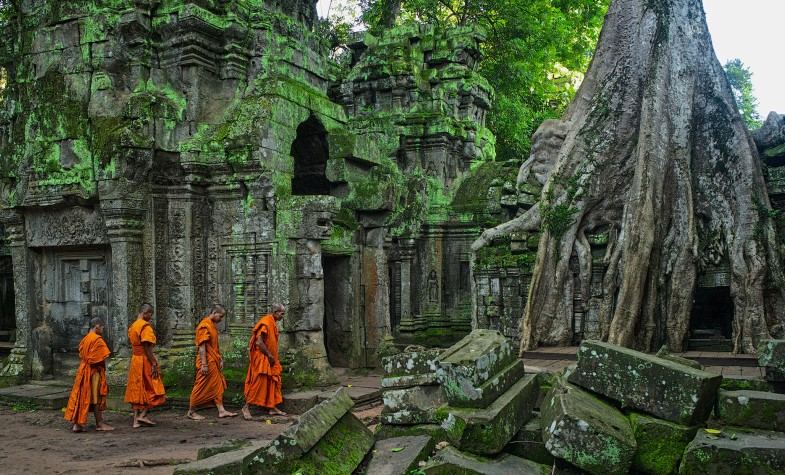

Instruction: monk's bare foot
[269,407,287,416]
[137,416,156,426]
[132,419,142,428]
[72,424,84,433]
[218,410,238,418]
[241,406,253,421]
[187,411,205,420]
[96,423,115,431]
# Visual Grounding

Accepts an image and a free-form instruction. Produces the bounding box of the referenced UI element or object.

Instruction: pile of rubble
[173,331,785,474]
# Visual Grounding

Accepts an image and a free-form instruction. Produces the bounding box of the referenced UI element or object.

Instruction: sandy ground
[0,407,290,475]
[0,402,383,475]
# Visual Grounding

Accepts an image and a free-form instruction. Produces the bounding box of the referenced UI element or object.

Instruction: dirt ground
[0,402,383,475]
[0,406,289,475]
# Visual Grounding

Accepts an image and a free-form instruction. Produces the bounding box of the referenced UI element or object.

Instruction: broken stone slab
[758,339,785,372]
[173,440,270,475]
[363,435,434,475]
[444,373,540,455]
[421,446,550,475]
[504,415,555,466]
[382,348,442,380]
[436,329,517,408]
[245,386,353,468]
[568,340,722,425]
[245,411,374,475]
[382,372,440,389]
[656,345,702,370]
[197,439,252,460]
[628,412,697,475]
[720,376,771,392]
[382,385,446,425]
[541,379,637,475]
[716,389,785,431]
[679,429,785,474]
[375,421,465,447]
[279,389,322,415]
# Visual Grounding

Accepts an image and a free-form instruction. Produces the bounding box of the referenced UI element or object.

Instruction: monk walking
[64,317,114,432]
[186,304,237,420]
[125,303,166,428]
[242,304,287,420]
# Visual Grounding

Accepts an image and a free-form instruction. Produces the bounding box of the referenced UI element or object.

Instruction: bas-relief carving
[26,208,109,247]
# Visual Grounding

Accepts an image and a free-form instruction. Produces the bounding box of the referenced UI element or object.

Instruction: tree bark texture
[475,0,785,354]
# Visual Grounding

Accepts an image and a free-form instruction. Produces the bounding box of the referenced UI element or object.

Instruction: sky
[316,0,784,118]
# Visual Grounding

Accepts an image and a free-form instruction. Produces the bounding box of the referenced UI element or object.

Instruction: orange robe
[189,317,227,408]
[64,331,111,426]
[124,319,166,410]
[244,314,283,408]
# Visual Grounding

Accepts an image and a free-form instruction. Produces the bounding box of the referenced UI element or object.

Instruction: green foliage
[11,400,38,412]
[724,58,762,129]
[280,348,318,390]
[360,0,609,161]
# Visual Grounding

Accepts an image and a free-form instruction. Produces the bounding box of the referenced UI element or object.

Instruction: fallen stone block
[504,415,555,466]
[437,329,517,408]
[173,440,269,475]
[568,340,722,425]
[375,421,465,446]
[445,373,539,455]
[421,446,550,475]
[541,379,637,475]
[758,339,785,373]
[197,439,252,460]
[656,346,702,370]
[720,376,770,392]
[363,435,433,475]
[679,429,785,474]
[716,389,785,431]
[279,389,321,415]
[382,349,442,390]
[244,412,373,474]
[382,385,446,425]
[243,387,354,471]
[628,412,697,475]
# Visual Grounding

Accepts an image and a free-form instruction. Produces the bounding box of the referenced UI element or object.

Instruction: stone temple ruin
[0,0,504,380]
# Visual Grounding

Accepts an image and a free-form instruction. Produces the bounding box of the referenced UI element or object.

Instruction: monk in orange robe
[186,304,237,420]
[242,304,286,419]
[64,317,114,432]
[125,303,166,428]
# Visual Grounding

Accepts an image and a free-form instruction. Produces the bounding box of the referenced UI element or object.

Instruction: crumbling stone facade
[0,1,499,379]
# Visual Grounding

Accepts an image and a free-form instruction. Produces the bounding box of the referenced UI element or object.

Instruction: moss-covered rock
[541,379,636,475]
[421,446,550,475]
[758,339,785,372]
[568,341,722,425]
[716,389,785,431]
[382,385,446,425]
[719,376,771,392]
[504,415,555,466]
[679,429,785,474]
[628,412,697,475]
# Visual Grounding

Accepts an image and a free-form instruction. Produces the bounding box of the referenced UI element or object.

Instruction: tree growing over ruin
[473,0,785,354]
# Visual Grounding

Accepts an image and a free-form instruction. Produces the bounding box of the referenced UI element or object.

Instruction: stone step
[680,429,785,473]
[0,383,72,409]
[421,446,550,475]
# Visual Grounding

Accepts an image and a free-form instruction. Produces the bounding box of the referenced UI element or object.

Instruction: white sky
[316,0,784,117]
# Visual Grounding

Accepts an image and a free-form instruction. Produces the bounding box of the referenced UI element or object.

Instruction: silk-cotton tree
[473,0,785,354]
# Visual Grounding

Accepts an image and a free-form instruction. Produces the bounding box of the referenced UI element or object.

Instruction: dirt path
[0,407,291,474]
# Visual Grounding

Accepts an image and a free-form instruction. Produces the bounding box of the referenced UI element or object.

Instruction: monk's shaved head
[90,317,105,328]
[271,303,285,313]
[211,304,226,315]
[139,303,153,313]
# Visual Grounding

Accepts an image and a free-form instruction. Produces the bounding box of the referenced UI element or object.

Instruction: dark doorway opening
[689,286,733,350]
[0,256,15,353]
[291,115,330,195]
[323,255,355,367]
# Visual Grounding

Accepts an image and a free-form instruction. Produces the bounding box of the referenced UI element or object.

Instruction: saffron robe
[64,331,111,426]
[189,317,227,408]
[244,314,283,408]
[124,319,166,410]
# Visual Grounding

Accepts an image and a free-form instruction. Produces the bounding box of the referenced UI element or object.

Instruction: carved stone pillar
[101,197,147,355]
[396,238,416,335]
[0,210,31,377]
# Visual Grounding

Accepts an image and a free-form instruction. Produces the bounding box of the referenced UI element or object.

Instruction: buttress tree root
[474,0,785,354]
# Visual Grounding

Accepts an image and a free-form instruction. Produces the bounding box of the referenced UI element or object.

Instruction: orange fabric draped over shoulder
[124,319,166,410]
[64,331,111,426]
[189,317,227,408]
[244,314,283,409]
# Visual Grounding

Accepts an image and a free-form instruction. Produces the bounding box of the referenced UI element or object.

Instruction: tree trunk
[379,0,402,28]
[476,0,785,354]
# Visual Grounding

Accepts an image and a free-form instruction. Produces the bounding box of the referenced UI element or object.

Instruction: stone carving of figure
[31,319,54,379]
[428,270,438,303]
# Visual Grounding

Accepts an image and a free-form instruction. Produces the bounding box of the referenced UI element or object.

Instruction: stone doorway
[291,115,330,196]
[36,249,112,374]
[689,286,733,351]
[0,256,15,352]
[322,254,355,367]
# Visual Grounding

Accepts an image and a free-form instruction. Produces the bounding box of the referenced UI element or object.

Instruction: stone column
[0,211,31,377]
[361,227,391,365]
[396,238,416,335]
[101,197,147,355]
